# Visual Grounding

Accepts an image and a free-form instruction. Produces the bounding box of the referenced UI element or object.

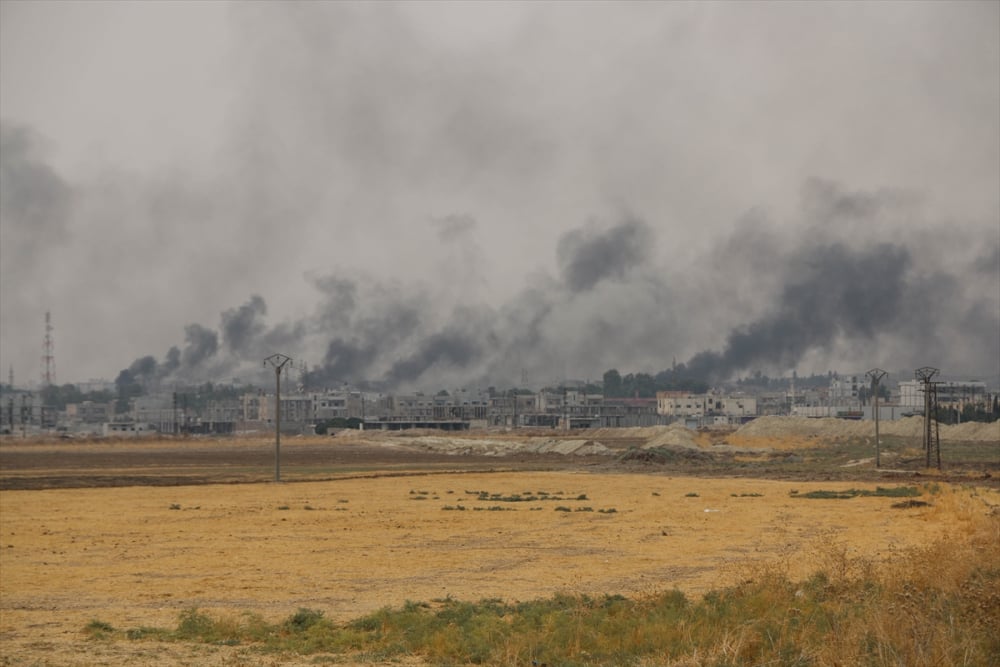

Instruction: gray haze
[1,1,998,391]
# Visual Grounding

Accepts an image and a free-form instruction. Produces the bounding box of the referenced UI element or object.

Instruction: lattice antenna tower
[41,311,55,387]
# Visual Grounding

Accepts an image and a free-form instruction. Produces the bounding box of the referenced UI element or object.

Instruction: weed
[169,503,181,510]
[84,619,115,640]
[892,499,931,509]
[285,608,325,633]
[277,505,290,510]
[125,626,166,640]
[685,492,699,498]
[554,506,572,512]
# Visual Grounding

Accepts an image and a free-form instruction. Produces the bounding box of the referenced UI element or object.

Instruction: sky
[1,1,998,393]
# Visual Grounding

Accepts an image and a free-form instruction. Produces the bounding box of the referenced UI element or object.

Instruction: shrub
[284,608,325,633]
[84,619,115,640]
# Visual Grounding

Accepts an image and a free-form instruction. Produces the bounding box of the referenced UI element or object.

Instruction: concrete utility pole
[264,354,293,482]
[866,368,887,468]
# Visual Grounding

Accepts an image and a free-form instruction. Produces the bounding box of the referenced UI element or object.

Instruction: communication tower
[41,311,55,387]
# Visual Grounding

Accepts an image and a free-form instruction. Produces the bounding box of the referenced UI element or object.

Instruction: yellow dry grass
[1,472,997,666]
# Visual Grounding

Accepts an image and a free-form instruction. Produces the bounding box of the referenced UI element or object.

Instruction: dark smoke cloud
[0,122,73,329]
[116,182,999,393]
[221,295,267,354]
[384,316,487,388]
[180,324,218,369]
[556,217,652,292]
[0,123,72,245]
[685,242,913,382]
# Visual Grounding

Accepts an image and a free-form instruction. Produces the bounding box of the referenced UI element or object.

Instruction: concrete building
[104,421,155,436]
[898,379,988,411]
[657,393,707,418]
[830,375,865,402]
[657,392,757,424]
[66,401,114,424]
[596,397,664,428]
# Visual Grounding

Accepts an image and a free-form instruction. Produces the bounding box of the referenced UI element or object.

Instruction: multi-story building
[656,392,707,418]
[898,379,989,411]
[66,401,114,424]
[830,375,864,402]
[596,397,663,427]
[656,392,757,424]
[132,395,176,433]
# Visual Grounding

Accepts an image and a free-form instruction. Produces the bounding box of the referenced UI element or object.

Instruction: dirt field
[1,429,998,666]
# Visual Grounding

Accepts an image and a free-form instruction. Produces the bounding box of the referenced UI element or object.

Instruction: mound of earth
[736,415,999,442]
[641,424,701,449]
[368,434,614,457]
[618,445,714,464]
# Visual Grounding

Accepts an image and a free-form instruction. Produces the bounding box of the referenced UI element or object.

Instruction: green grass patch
[462,488,592,503]
[119,552,999,666]
[83,619,116,640]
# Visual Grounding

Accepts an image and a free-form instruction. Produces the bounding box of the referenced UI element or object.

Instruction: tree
[603,369,623,397]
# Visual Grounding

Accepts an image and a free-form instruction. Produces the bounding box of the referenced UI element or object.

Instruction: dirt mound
[384,435,614,457]
[617,445,713,464]
[947,420,1000,442]
[642,424,700,449]
[735,415,999,443]
[588,425,675,440]
[878,416,925,438]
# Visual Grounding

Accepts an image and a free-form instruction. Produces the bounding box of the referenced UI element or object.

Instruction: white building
[830,375,864,402]
[656,393,706,418]
[656,393,757,420]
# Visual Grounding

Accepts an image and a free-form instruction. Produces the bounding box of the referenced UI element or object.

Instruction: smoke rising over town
[1,2,997,391]
[111,196,999,392]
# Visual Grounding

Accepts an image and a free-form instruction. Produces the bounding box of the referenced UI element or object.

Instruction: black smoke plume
[116,184,1000,392]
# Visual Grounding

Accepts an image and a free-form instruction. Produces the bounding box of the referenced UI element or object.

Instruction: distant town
[1,367,997,438]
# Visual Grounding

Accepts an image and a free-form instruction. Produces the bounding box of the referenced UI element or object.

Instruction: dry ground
[1,432,998,666]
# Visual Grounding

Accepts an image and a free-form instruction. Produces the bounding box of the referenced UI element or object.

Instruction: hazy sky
[1,1,998,391]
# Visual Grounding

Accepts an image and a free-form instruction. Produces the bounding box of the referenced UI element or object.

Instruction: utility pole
[915,367,940,470]
[41,311,55,387]
[264,354,293,482]
[866,368,887,468]
[21,394,29,438]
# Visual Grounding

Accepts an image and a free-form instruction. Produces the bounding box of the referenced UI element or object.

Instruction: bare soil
[1,430,998,666]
